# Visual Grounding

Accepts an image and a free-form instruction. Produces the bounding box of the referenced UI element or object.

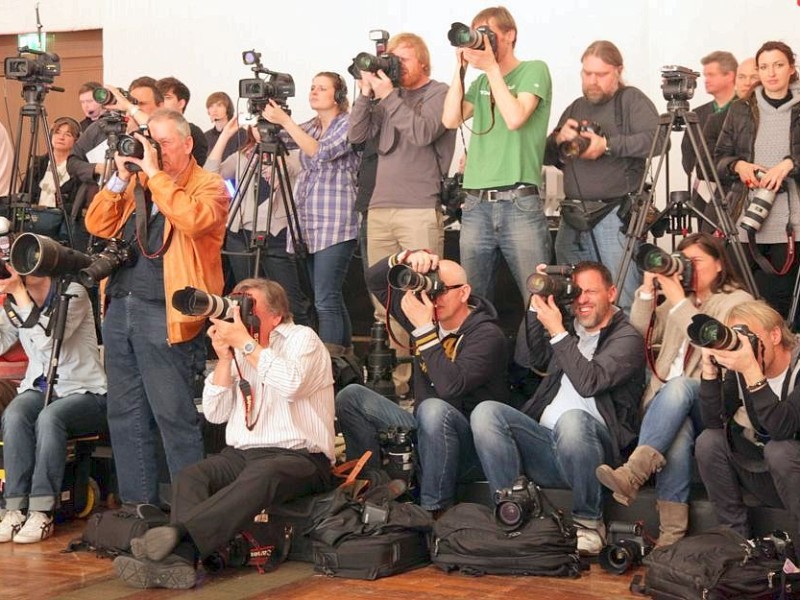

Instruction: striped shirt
[202,321,336,462]
[285,112,360,253]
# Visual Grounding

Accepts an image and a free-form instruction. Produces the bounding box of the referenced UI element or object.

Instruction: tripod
[616,98,759,299]
[5,82,74,248]
[224,117,317,327]
[41,278,76,406]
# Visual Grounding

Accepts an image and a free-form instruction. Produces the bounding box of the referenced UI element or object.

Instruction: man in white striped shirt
[114,278,335,589]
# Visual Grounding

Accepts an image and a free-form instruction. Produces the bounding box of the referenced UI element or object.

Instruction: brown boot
[595,445,666,506]
[656,500,689,546]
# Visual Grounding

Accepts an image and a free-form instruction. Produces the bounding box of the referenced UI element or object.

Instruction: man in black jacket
[336,250,508,513]
[696,300,800,541]
[471,261,645,555]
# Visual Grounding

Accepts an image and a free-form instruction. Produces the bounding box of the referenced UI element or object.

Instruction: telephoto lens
[686,314,740,351]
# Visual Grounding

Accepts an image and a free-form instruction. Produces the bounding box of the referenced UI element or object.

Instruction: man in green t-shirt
[442,6,552,305]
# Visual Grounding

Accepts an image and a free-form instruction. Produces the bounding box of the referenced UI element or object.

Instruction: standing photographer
[85,108,228,506]
[0,265,106,544]
[596,233,753,545]
[714,40,800,322]
[695,300,800,543]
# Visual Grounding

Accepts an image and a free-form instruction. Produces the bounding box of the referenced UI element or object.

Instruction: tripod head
[660,65,699,129]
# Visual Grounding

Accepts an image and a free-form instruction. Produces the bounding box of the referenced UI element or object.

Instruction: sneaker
[0,510,26,543]
[114,554,197,589]
[574,519,606,556]
[130,525,181,561]
[13,511,54,544]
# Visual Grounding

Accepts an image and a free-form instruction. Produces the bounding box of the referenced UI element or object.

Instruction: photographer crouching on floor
[336,249,509,516]
[84,108,229,507]
[114,278,335,589]
[695,300,800,545]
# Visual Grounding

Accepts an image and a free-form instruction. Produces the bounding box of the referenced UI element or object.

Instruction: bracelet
[746,377,768,393]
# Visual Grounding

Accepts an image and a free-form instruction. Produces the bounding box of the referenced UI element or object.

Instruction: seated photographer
[114,279,334,590]
[0,264,107,544]
[696,300,800,543]
[85,108,228,507]
[471,261,645,555]
[336,250,509,514]
[596,232,753,545]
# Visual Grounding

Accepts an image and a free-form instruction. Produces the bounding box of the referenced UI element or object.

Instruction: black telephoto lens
[117,134,144,158]
[687,314,741,351]
[599,540,639,575]
[9,233,93,278]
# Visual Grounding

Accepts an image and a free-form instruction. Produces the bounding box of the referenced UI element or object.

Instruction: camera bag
[65,504,169,558]
[642,526,800,600]
[559,198,622,232]
[430,502,581,577]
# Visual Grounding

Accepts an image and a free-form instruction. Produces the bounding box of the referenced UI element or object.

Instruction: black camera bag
[643,527,800,599]
[559,198,622,232]
[65,505,169,558]
[430,502,581,577]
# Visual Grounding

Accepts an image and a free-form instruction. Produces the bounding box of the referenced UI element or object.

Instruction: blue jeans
[554,208,642,313]
[307,239,356,347]
[1,389,107,511]
[471,402,614,521]
[459,192,552,304]
[103,295,205,504]
[638,377,702,503]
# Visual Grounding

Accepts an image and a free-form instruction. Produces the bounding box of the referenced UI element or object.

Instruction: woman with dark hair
[714,40,800,321]
[262,71,360,355]
[596,232,753,546]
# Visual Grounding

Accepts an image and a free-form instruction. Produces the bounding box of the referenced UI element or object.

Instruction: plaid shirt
[288,112,359,253]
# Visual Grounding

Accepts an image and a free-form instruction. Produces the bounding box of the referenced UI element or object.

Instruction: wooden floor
[1,518,647,600]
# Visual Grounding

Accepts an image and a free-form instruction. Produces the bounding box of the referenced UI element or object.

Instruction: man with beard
[544,40,658,312]
[470,261,645,555]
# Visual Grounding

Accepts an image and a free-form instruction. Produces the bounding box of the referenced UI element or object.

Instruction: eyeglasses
[441,283,465,294]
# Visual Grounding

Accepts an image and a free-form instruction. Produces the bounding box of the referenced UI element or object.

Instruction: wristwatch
[241,339,257,356]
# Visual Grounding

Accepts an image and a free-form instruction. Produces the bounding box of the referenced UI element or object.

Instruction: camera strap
[746,228,796,275]
[2,280,58,331]
[133,178,173,259]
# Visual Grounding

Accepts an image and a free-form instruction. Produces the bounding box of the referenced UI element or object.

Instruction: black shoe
[114,553,197,589]
[130,525,181,561]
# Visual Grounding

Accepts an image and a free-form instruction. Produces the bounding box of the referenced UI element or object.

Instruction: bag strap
[332,450,373,487]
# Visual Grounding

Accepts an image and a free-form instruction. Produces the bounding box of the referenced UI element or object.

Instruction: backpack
[643,527,800,599]
[65,505,169,558]
[430,502,582,578]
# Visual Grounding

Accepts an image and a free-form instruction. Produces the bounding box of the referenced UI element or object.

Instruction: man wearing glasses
[336,249,509,515]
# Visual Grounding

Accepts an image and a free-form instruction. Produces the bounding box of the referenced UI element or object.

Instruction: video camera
[636,243,694,292]
[687,314,760,354]
[348,29,402,88]
[387,264,446,298]
[239,50,295,116]
[172,286,260,330]
[493,475,542,531]
[526,265,581,306]
[447,22,498,54]
[598,521,652,575]
[660,65,699,104]
[4,47,60,85]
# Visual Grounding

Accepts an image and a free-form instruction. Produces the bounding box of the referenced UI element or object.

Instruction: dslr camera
[687,314,760,354]
[4,47,60,84]
[741,171,781,234]
[239,50,295,115]
[598,521,652,575]
[447,22,498,54]
[377,426,416,490]
[526,265,581,306]
[172,286,260,330]
[440,172,465,217]
[387,263,445,298]
[116,132,162,173]
[636,243,694,292]
[91,86,137,107]
[494,475,542,531]
[348,29,402,88]
[559,120,604,161]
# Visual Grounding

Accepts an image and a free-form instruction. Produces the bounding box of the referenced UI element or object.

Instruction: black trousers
[171,446,331,557]
[747,241,800,324]
[696,428,800,539]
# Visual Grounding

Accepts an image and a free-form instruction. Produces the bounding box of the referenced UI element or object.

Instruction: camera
[348,29,402,88]
[116,133,162,173]
[239,50,295,115]
[91,87,138,107]
[377,426,416,490]
[387,264,446,298]
[598,521,652,575]
[447,22,498,53]
[493,475,542,531]
[78,239,137,287]
[636,243,694,291]
[687,314,760,354]
[364,321,399,399]
[741,172,780,234]
[559,120,604,161]
[4,48,61,84]
[202,530,282,573]
[526,265,582,305]
[660,65,699,104]
[440,172,465,217]
[753,530,796,563]
[172,286,259,330]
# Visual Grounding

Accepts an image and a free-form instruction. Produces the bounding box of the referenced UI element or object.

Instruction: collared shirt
[202,321,335,462]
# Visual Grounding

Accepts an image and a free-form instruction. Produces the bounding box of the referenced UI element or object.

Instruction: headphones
[51,116,81,140]
[333,73,348,106]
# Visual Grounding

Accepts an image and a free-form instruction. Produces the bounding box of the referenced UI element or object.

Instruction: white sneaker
[13,511,54,544]
[0,510,26,543]
[575,520,606,556]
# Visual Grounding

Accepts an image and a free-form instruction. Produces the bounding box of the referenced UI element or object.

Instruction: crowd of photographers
[1,2,800,590]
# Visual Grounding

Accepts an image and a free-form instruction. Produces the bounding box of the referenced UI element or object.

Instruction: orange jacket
[85,159,229,344]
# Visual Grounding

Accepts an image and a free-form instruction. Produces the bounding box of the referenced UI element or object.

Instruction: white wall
[2,0,799,194]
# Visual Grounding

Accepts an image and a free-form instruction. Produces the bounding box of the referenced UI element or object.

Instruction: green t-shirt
[463,60,552,189]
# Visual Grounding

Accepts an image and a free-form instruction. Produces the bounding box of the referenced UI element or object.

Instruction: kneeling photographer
[84,108,229,507]
[696,300,800,546]
[336,249,509,515]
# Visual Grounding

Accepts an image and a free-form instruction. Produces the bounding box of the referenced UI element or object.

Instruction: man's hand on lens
[404,250,439,274]
[209,306,252,356]
[555,119,580,145]
[401,290,435,329]
[462,38,497,73]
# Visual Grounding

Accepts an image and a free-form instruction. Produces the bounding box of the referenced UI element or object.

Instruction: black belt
[465,185,539,202]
